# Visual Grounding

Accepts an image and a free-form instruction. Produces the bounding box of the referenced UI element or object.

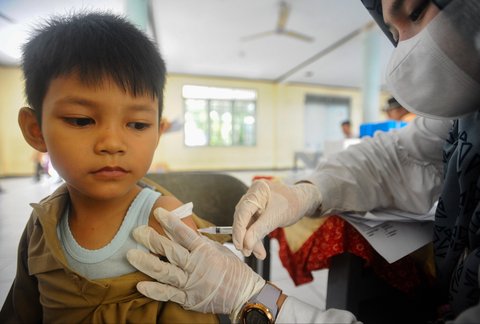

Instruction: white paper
[341,204,436,227]
[343,217,433,263]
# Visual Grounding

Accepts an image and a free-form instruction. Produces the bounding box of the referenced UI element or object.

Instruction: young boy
[0,12,218,323]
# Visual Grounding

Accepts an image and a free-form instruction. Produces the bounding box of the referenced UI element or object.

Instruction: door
[304,95,351,152]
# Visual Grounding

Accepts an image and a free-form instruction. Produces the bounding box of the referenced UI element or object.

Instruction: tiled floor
[0,170,327,310]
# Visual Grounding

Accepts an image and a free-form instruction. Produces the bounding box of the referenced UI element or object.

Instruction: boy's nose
[94,125,127,154]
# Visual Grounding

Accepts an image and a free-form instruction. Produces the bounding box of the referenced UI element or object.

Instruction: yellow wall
[0,66,384,176]
[0,67,31,177]
[154,75,370,172]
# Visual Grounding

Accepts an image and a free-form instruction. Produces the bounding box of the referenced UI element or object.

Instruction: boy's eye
[127,122,151,130]
[64,117,94,127]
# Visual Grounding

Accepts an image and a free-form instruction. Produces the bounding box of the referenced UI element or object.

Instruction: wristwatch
[240,282,282,324]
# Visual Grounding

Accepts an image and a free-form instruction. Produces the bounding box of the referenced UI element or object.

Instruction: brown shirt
[1,181,221,323]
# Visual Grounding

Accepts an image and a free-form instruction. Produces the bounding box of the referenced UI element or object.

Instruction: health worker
[127,0,480,323]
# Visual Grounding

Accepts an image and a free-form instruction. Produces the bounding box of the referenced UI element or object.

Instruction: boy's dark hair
[341,120,351,127]
[22,12,166,124]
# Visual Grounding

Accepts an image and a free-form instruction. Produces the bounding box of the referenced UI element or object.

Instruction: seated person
[1,12,218,323]
[383,97,416,122]
[341,120,354,138]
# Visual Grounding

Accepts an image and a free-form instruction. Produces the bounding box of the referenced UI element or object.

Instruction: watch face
[244,308,270,324]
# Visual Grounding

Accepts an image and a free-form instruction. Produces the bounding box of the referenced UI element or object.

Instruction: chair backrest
[145,172,248,227]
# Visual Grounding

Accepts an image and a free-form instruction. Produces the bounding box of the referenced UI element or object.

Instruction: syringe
[197,226,233,235]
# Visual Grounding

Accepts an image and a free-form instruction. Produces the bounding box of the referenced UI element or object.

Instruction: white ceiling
[0,0,394,89]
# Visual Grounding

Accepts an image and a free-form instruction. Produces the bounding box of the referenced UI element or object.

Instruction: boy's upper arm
[139,178,229,243]
[148,195,198,236]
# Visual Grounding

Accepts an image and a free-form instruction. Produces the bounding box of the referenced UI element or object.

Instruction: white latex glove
[127,207,266,321]
[233,180,322,259]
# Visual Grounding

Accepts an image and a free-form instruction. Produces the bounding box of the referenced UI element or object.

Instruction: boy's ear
[157,118,170,144]
[18,107,47,152]
[159,118,171,135]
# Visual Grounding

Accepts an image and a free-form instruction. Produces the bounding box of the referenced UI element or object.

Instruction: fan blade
[147,0,159,45]
[241,30,276,42]
[276,1,290,31]
[0,12,15,23]
[282,30,314,42]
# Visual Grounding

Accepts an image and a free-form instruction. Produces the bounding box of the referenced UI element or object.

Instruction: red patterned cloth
[270,215,431,294]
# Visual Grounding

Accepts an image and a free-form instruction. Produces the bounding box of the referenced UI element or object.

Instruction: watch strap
[250,283,282,320]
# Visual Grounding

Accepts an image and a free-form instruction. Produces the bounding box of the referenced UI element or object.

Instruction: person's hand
[233,180,322,259]
[127,208,266,321]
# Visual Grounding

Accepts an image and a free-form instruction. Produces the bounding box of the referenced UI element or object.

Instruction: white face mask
[385,0,480,120]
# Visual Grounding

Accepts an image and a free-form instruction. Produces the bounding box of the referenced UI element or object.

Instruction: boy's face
[23,73,161,201]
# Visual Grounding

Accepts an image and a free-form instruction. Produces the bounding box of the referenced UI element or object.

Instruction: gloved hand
[233,180,322,259]
[127,207,266,321]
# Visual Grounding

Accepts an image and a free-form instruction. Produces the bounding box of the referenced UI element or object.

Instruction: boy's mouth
[92,166,129,177]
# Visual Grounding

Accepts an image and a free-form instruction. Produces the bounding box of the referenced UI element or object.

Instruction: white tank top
[57,187,160,279]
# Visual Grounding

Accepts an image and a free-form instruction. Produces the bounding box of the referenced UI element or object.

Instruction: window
[183,85,256,147]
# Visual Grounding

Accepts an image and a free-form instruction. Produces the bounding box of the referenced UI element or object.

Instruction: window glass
[183,85,256,147]
[184,99,208,147]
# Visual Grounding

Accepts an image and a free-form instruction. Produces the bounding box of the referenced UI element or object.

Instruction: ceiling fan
[241,1,314,43]
[0,12,15,24]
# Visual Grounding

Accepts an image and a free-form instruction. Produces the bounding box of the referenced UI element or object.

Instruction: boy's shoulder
[138,177,184,214]
[38,183,69,204]
[138,177,171,196]
[29,183,69,222]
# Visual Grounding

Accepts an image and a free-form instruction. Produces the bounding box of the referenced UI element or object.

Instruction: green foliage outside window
[183,85,256,147]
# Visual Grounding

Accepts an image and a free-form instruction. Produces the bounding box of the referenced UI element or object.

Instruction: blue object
[359,120,407,138]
